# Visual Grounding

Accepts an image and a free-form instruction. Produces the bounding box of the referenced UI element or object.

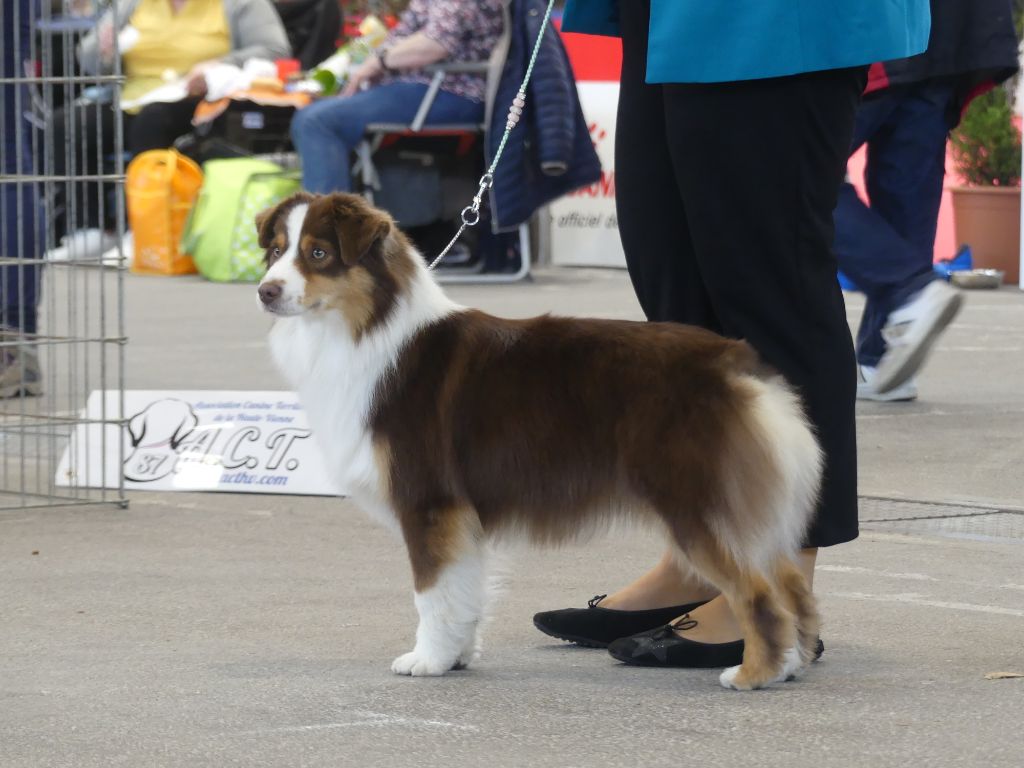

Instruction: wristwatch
[378,49,397,75]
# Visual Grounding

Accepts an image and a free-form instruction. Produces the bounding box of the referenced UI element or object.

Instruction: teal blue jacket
[561,0,932,83]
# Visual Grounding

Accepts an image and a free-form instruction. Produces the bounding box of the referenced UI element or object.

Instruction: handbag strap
[179,186,209,255]
[229,168,301,238]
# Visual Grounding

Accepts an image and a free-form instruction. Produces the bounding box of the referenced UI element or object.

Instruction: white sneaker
[857,365,917,402]
[99,230,133,267]
[0,335,42,399]
[871,281,963,394]
[45,228,118,263]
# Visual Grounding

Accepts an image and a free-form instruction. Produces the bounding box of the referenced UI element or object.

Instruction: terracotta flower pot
[949,186,1021,285]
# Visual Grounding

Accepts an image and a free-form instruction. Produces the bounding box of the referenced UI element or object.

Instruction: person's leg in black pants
[662,69,863,552]
[47,102,120,237]
[588,0,724,612]
[613,9,720,332]
[569,0,862,644]
[128,97,203,153]
[47,97,200,238]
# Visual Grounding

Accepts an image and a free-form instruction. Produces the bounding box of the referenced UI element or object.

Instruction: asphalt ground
[2,267,1022,767]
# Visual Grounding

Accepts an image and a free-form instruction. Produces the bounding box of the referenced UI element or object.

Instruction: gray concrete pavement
[2,268,1023,767]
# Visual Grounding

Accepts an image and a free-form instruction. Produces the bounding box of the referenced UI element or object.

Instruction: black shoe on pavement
[533,594,711,648]
[607,618,745,667]
[607,618,826,668]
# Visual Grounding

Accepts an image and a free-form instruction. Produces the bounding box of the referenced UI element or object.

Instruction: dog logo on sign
[123,399,199,482]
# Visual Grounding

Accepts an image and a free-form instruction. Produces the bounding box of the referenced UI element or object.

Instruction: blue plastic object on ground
[838,245,973,292]
[933,245,973,280]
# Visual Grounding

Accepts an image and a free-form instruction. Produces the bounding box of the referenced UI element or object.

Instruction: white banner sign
[550,82,626,268]
[57,390,338,496]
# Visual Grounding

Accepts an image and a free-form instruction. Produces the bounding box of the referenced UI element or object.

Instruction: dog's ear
[255,192,312,249]
[168,405,199,450]
[255,201,284,249]
[127,411,147,448]
[331,195,393,266]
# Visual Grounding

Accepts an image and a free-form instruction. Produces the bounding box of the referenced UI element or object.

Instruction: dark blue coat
[488,0,601,231]
[868,0,1019,120]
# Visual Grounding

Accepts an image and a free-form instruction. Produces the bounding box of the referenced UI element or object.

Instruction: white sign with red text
[550,82,626,268]
[56,390,339,496]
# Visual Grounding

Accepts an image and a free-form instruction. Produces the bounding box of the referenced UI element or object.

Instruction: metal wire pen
[1,0,126,510]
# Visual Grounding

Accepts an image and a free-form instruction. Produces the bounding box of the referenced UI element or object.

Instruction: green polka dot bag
[182,158,300,283]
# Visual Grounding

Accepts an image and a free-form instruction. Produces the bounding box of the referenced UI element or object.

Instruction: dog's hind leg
[676,534,799,691]
[772,556,820,667]
[392,505,487,677]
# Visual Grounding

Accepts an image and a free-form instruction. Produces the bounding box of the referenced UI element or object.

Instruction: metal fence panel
[1,0,126,509]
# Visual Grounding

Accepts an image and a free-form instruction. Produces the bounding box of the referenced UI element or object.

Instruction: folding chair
[353,3,531,283]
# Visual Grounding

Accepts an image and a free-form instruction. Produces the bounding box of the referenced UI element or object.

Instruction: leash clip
[460,173,495,227]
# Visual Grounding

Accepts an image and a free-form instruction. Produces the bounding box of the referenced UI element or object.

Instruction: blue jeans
[1,0,41,335]
[290,81,484,193]
[833,82,954,367]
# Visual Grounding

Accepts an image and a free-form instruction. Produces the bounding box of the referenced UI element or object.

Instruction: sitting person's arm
[219,0,292,67]
[342,32,449,96]
[183,0,292,96]
[341,0,497,97]
[77,0,138,75]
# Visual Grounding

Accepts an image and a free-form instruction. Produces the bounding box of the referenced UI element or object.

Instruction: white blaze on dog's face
[257,200,310,316]
[256,192,414,338]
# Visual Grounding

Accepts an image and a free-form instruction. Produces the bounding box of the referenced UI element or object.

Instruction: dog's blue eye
[311,248,327,260]
[271,247,281,258]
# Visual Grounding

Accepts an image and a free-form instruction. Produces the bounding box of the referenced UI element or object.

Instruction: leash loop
[461,205,481,227]
[428,0,556,271]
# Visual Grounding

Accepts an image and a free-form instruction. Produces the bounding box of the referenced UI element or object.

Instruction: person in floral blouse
[291,0,504,194]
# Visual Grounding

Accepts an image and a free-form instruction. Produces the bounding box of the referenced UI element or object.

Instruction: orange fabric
[126,150,204,275]
[192,90,313,126]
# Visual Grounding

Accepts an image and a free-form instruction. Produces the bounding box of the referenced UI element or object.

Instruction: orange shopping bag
[126,150,203,275]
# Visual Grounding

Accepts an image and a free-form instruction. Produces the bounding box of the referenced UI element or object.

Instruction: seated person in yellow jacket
[50,0,290,239]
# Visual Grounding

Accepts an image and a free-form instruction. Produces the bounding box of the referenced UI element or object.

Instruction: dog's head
[255,192,416,337]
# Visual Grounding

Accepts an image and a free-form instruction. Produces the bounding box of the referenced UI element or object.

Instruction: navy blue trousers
[833,83,954,367]
[1,0,42,335]
[291,81,483,193]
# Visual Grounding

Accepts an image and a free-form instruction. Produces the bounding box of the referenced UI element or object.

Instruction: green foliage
[950,88,1022,187]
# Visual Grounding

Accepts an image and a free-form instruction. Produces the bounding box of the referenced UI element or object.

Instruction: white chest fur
[267,266,459,522]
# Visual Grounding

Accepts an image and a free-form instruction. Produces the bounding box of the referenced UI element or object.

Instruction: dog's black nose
[259,282,282,305]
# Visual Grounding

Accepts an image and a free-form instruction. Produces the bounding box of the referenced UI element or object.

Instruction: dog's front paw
[719,664,746,690]
[391,650,453,677]
[719,647,804,690]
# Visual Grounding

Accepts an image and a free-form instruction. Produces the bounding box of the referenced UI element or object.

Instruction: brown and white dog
[256,192,824,690]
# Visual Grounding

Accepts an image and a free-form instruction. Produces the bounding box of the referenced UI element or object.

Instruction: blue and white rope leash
[426,0,557,271]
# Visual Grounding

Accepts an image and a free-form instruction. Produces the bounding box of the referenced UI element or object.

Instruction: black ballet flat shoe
[607,618,745,668]
[533,595,711,648]
[607,619,827,668]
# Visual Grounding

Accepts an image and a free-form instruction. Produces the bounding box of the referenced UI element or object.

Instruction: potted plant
[949,86,1022,285]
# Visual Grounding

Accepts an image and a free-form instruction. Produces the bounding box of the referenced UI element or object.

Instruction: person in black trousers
[534,0,929,666]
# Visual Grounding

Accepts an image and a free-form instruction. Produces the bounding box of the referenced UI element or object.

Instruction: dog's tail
[707,372,824,571]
